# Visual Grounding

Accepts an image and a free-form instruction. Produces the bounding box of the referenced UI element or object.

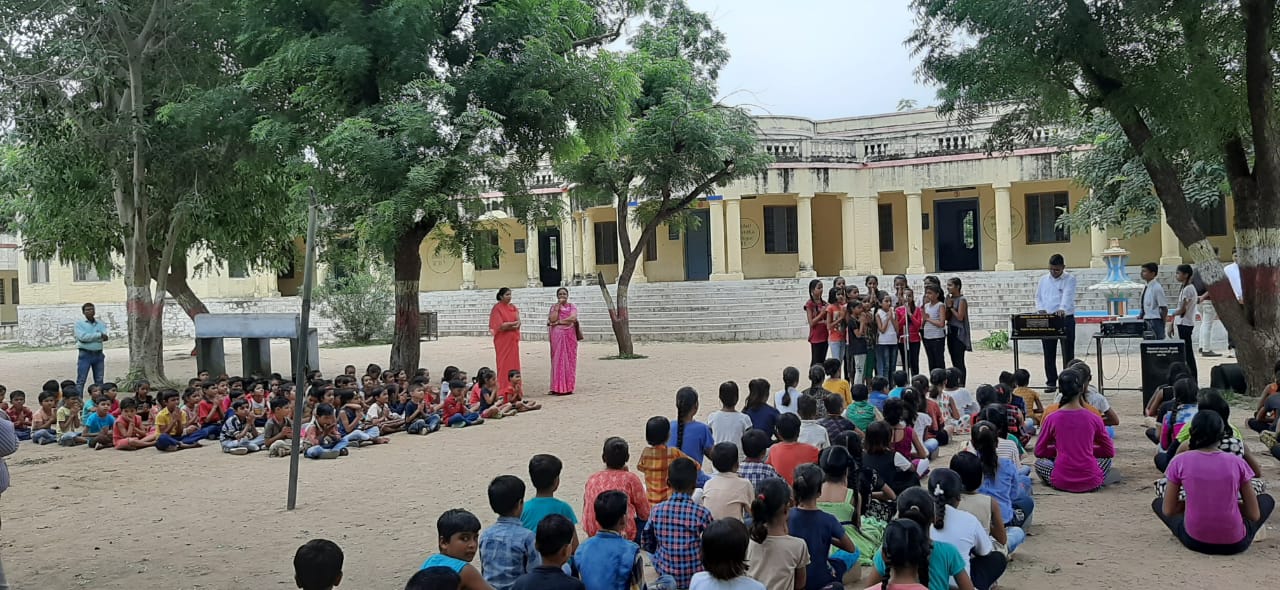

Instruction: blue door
[684,209,712,280]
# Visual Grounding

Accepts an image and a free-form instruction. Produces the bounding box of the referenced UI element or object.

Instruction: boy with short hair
[83,397,116,449]
[1012,368,1044,426]
[31,391,58,445]
[640,458,713,590]
[404,381,443,435]
[736,429,780,489]
[512,515,584,590]
[6,391,32,441]
[420,509,493,590]
[766,414,819,485]
[153,390,202,451]
[264,397,296,457]
[796,394,830,450]
[294,538,343,590]
[819,393,858,441]
[220,399,263,455]
[700,443,753,521]
[887,370,910,399]
[479,475,539,590]
[304,404,348,459]
[868,376,890,412]
[583,437,650,539]
[56,394,88,446]
[705,382,753,462]
[576,491,675,590]
[522,454,580,546]
[197,384,226,439]
[405,566,461,590]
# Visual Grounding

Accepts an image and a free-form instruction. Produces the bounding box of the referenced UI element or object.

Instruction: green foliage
[315,268,393,344]
[979,330,1010,351]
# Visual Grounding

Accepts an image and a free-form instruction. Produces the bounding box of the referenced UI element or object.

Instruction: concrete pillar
[725,196,746,279]
[905,190,926,274]
[1159,209,1182,265]
[569,212,584,283]
[1090,225,1108,268]
[620,205,647,283]
[795,194,817,278]
[839,194,858,275]
[525,223,541,288]
[859,195,884,276]
[993,184,1015,271]
[460,251,477,290]
[581,211,596,280]
[709,199,731,280]
[559,195,576,286]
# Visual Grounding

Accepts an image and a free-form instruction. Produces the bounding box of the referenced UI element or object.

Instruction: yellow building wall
[740,195,800,279]
[648,221,687,282]
[812,194,845,276]
[420,230,464,292]
[1008,180,1092,269]
[473,218,533,290]
[0,270,17,323]
[878,192,910,274]
[19,251,283,306]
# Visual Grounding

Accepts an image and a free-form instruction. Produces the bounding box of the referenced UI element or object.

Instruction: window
[668,224,680,240]
[513,239,526,254]
[763,206,798,254]
[1192,198,1228,237]
[644,230,658,261]
[878,204,894,251]
[1025,192,1071,244]
[475,230,500,270]
[73,262,105,282]
[8,279,15,305]
[28,259,50,284]
[0,279,5,304]
[228,260,248,278]
[594,221,618,265]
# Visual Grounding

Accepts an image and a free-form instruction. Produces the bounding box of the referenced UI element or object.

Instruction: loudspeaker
[1141,340,1186,409]
[1210,363,1248,396]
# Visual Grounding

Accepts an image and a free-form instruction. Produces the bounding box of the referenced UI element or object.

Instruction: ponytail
[792,464,824,503]
[675,387,698,452]
[927,469,964,531]
[879,520,932,590]
[972,421,1000,480]
[750,478,790,543]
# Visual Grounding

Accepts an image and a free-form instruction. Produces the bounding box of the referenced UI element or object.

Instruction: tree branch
[152,201,186,306]
[136,0,166,50]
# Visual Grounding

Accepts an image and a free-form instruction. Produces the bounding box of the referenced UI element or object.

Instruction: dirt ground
[0,337,1276,589]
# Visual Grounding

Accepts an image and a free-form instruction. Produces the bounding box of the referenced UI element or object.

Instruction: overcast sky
[686,0,937,120]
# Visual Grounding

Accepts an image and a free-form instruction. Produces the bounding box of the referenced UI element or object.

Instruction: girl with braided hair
[875,519,932,590]
[866,487,973,590]
[745,477,808,590]
[927,469,1005,590]
[667,387,713,469]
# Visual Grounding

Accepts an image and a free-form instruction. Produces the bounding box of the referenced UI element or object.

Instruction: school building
[9,107,1236,343]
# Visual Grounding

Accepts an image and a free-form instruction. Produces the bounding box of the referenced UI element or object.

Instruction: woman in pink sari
[547,287,579,396]
[488,287,522,393]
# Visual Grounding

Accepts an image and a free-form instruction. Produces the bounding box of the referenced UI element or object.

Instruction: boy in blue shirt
[521,455,579,545]
[887,370,910,399]
[869,376,890,412]
[420,509,489,590]
[83,397,115,450]
[576,491,676,590]
[479,475,539,590]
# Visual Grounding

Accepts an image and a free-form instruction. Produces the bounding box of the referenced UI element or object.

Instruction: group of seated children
[1,362,542,459]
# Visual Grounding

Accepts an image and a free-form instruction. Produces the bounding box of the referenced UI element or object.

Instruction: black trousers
[946,328,967,384]
[1041,315,1076,387]
[810,342,828,370]
[969,551,1008,590]
[899,341,921,376]
[1177,324,1197,378]
[1152,495,1274,555]
[923,337,946,373]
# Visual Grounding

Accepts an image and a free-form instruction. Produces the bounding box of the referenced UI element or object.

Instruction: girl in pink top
[1033,370,1114,493]
[805,279,830,368]
[1155,411,1274,555]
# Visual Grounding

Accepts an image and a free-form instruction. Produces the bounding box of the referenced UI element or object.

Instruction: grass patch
[600,353,648,360]
[321,339,391,349]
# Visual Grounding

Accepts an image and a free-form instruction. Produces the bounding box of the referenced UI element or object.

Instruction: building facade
[16,106,1235,307]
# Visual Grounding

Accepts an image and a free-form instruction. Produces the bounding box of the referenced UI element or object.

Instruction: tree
[560,0,771,355]
[0,0,297,384]
[233,0,640,372]
[910,0,1280,391]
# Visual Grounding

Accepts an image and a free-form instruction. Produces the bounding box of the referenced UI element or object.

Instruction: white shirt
[876,309,898,345]
[922,301,947,339]
[1036,272,1077,315]
[948,388,979,417]
[1141,278,1167,319]
[1175,284,1198,327]
[1224,262,1243,299]
[689,572,766,590]
[798,420,830,450]
[1053,387,1112,414]
[706,410,754,454]
[774,388,800,415]
[930,505,994,574]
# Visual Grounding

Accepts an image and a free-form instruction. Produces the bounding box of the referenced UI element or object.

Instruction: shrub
[315,269,392,344]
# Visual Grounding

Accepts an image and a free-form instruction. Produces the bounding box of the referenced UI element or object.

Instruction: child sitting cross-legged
[55,394,88,446]
[701,442,754,521]
[521,454,580,544]
[30,391,58,445]
[111,398,157,450]
[502,371,541,413]
[796,394,831,450]
[221,399,263,455]
[583,437,649,540]
[746,477,809,590]
[737,428,780,490]
[638,416,689,507]
[337,389,388,445]
[6,391,32,441]
[474,368,518,419]
[443,380,484,428]
[512,515,583,590]
[403,381,443,435]
[305,404,349,459]
[84,397,116,450]
[766,414,819,486]
[706,381,754,463]
[819,394,859,442]
[263,397,297,457]
[789,463,862,589]
[479,475,539,590]
[364,387,405,435]
[294,539,343,590]
[153,390,203,451]
[576,490,674,590]
[688,519,765,590]
[419,509,493,590]
[641,457,714,590]
[845,383,882,433]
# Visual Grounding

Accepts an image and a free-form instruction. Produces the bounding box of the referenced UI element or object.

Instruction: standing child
[641,458,714,590]
[221,399,263,455]
[738,429,781,489]
[521,454,580,552]
[639,416,690,506]
[766,415,820,486]
[576,490,673,590]
[688,519,765,590]
[6,391,31,441]
[669,387,715,468]
[788,464,861,590]
[706,382,754,460]
[512,515,583,590]
[56,395,88,446]
[294,539,344,590]
[304,404,349,459]
[442,380,484,428]
[501,371,542,413]
[701,443,755,521]
[419,509,493,590]
[583,437,650,539]
[479,475,539,590]
[746,477,810,590]
[30,392,58,445]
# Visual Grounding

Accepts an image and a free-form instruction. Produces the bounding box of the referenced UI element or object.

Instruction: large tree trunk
[389,224,431,372]
[166,255,208,357]
[610,258,636,356]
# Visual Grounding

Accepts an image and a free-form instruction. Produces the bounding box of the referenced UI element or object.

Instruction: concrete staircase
[420,268,1180,343]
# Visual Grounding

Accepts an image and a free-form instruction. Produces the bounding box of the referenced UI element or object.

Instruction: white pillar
[569,212,584,282]
[525,223,541,288]
[905,190,926,274]
[725,196,746,279]
[1090,225,1108,268]
[581,211,596,281]
[795,194,817,278]
[839,194,857,275]
[624,206,647,283]
[860,195,883,276]
[709,199,730,280]
[460,252,477,290]
[993,184,1015,271]
[1159,209,1182,265]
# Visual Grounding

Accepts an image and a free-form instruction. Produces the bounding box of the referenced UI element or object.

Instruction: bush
[315,270,392,344]
[979,329,1010,351]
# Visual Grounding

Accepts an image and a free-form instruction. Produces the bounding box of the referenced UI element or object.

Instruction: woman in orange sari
[488,287,522,393]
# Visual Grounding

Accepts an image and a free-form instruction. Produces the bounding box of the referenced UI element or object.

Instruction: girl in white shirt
[929,469,1006,590]
[876,296,901,381]
[774,366,801,415]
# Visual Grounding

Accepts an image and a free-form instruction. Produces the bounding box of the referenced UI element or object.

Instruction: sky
[686,0,938,120]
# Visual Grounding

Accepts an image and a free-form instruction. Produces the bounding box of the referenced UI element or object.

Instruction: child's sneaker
[318,448,341,459]
[1262,429,1277,449]
[225,447,250,456]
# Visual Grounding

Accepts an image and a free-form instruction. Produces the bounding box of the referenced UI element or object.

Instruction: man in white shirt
[1139,262,1168,339]
[1223,247,1244,356]
[1036,254,1077,391]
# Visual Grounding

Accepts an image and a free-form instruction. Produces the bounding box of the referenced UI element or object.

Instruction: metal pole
[287,186,320,511]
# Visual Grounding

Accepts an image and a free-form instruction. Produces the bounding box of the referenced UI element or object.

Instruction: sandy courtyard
[0,336,1276,589]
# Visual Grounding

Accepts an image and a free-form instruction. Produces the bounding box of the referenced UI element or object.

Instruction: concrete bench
[193,313,319,380]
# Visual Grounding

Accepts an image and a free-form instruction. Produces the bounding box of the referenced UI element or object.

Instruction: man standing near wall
[74,302,108,395]
[1139,263,1168,339]
[1036,254,1077,392]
